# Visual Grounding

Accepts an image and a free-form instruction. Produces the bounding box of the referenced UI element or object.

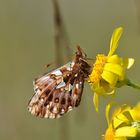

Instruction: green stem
[126,79,140,90]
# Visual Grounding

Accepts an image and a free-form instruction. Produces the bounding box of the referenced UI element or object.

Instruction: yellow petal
[108,27,123,57]
[106,102,115,126]
[127,58,135,69]
[106,103,111,126]
[129,110,137,120]
[104,125,115,140]
[122,110,133,122]
[113,106,131,125]
[106,89,115,95]
[120,105,132,116]
[113,110,132,129]
[130,108,140,121]
[115,126,137,137]
[107,55,121,64]
[113,105,130,117]
[104,63,123,77]
[113,107,122,117]
[114,137,127,140]
[113,117,125,129]
[93,93,99,112]
[91,82,107,95]
[117,113,129,123]
[123,58,135,69]
[102,70,118,85]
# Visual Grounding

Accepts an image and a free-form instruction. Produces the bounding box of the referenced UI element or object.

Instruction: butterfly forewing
[28,46,91,119]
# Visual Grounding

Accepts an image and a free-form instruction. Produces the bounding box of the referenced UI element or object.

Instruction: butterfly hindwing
[28,62,85,118]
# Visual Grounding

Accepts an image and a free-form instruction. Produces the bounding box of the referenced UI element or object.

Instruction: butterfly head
[74,45,91,75]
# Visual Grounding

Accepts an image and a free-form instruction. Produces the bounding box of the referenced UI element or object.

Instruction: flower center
[88,54,107,83]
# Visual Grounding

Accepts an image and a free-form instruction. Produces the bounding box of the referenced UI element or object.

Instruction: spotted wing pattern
[28,63,85,118]
[28,46,91,119]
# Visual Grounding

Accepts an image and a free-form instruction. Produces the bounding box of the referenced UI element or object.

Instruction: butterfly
[28,46,91,119]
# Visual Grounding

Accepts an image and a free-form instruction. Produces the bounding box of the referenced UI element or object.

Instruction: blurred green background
[0,0,140,140]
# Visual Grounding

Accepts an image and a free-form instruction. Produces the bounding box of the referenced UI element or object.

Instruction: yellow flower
[88,27,134,111]
[104,103,140,140]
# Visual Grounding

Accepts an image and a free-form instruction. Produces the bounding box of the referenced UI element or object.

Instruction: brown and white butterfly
[28,46,91,119]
